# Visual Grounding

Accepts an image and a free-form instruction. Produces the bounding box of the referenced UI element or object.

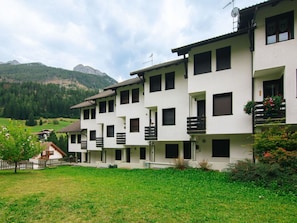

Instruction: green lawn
[0,117,77,133]
[0,166,296,223]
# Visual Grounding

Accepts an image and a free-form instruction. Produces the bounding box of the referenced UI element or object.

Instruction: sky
[0,0,266,82]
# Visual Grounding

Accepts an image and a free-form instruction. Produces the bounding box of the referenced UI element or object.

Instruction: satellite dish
[231,7,240,17]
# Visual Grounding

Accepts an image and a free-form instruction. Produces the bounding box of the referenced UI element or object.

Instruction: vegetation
[0,63,116,90]
[0,122,43,173]
[0,166,296,222]
[228,125,297,195]
[0,82,98,119]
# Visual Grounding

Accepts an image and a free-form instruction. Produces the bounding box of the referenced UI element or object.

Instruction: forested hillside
[0,82,98,119]
[0,63,117,90]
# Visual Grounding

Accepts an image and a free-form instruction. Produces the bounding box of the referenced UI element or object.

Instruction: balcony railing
[96,137,104,147]
[116,133,126,144]
[187,116,206,134]
[145,126,157,140]
[254,101,286,125]
[81,140,87,150]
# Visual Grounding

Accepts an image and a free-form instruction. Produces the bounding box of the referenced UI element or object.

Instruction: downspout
[249,7,258,163]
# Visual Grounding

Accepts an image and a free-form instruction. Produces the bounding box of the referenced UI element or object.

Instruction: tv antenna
[143,53,154,66]
[223,0,240,31]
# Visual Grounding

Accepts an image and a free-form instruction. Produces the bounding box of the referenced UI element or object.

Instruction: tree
[0,122,43,173]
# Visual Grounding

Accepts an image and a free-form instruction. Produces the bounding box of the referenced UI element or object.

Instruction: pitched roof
[85,89,115,100]
[70,100,95,109]
[104,77,143,90]
[130,58,185,76]
[42,142,67,157]
[57,120,81,133]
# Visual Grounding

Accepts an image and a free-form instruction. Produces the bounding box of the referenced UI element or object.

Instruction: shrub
[198,159,212,171]
[228,159,297,195]
[175,157,186,170]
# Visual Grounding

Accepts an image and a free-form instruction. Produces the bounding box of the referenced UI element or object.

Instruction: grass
[0,166,296,223]
[0,117,77,133]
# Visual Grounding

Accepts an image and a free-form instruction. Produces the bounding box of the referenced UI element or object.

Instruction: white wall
[253,1,297,124]
[187,34,253,134]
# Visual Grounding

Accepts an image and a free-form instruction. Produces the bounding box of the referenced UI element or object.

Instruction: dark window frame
[216,46,231,71]
[194,51,211,75]
[83,109,89,119]
[212,139,230,157]
[165,144,179,158]
[150,74,162,92]
[90,130,96,141]
[266,11,294,44]
[130,118,140,132]
[132,88,140,103]
[162,108,176,125]
[165,72,175,90]
[91,108,96,119]
[183,141,191,159]
[99,101,106,113]
[213,92,233,116]
[115,149,122,160]
[70,134,76,144]
[107,125,114,137]
[108,100,114,112]
[77,134,81,143]
[120,90,129,104]
[140,147,146,160]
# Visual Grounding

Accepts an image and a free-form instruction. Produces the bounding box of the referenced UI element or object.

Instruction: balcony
[116,133,126,144]
[145,126,157,140]
[96,137,104,147]
[187,116,206,134]
[254,100,286,125]
[81,140,87,150]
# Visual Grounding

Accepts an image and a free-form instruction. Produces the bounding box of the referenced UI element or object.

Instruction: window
[183,141,191,159]
[140,147,146,160]
[212,139,230,157]
[90,130,96,141]
[120,90,129,104]
[132,88,139,103]
[266,11,294,44]
[263,77,283,98]
[107,125,114,137]
[216,46,231,71]
[70,134,76,143]
[165,72,175,90]
[213,92,232,116]
[194,51,211,74]
[115,150,122,160]
[162,108,175,125]
[150,74,162,92]
[165,144,178,158]
[83,109,89,119]
[108,100,114,112]
[99,101,106,113]
[91,108,96,119]
[130,118,139,132]
[77,134,81,143]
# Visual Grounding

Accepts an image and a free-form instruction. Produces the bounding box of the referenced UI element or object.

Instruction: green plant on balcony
[244,100,255,115]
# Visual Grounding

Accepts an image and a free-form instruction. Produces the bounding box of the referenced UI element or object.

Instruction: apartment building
[60,0,297,171]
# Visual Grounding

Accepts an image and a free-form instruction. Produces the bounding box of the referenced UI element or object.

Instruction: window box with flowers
[244,95,285,120]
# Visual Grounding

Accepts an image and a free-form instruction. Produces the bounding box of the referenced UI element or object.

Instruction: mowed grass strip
[0,166,296,223]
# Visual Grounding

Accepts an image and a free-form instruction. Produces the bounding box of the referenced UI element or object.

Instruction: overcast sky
[0,0,265,82]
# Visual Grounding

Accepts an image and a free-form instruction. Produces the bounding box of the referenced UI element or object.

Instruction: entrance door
[126,148,131,163]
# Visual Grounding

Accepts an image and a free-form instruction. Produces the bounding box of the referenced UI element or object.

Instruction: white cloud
[0,0,266,82]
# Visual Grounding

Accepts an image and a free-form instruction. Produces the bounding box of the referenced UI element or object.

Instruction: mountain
[74,64,106,76]
[0,61,117,90]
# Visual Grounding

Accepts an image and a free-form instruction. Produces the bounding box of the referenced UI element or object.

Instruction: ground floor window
[183,141,191,159]
[115,150,122,160]
[165,144,178,158]
[140,147,146,160]
[212,139,230,157]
